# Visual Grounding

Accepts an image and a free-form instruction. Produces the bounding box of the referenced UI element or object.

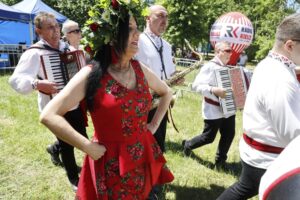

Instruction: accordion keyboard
[215,68,236,115]
[41,54,66,91]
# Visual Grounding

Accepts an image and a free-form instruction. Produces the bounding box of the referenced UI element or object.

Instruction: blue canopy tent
[0,2,33,45]
[0,2,31,21]
[12,0,67,24]
[0,0,67,45]
[0,2,33,68]
[0,1,67,67]
[11,0,68,44]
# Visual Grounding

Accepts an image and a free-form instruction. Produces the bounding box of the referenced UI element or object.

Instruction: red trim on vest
[204,97,220,106]
[243,133,284,154]
[262,167,300,200]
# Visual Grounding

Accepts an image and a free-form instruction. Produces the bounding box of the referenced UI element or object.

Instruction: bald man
[135,5,175,200]
[136,5,175,153]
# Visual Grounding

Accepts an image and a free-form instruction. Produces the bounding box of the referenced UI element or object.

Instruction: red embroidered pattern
[268,51,296,69]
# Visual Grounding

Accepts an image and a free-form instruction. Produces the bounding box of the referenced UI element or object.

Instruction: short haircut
[148,5,167,16]
[215,41,231,53]
[62,20,79,35]
[34,12,56,29]
[275,13,300,42]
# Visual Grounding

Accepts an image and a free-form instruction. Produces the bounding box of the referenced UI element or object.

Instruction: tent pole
[29,21,34,44]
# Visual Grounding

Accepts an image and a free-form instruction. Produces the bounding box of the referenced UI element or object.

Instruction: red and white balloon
[210,12,254,65]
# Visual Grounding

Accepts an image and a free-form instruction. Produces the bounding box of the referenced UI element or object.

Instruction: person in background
[136,4,174,154]
[39,1,174,199]
[9,12,87,192]
[135,5,176,199]
[62,19,82,50]
[238,50,248,67]
[217,13,300,200]
[182,41,236,170]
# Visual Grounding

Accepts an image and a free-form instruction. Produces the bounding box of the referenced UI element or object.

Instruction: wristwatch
[31,79,39,90]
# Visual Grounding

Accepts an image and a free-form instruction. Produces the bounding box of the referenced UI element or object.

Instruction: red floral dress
[75,60,174,200]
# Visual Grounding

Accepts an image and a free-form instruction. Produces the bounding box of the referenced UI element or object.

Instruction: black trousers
[147,108,168,153]
[217,160,266,200]
[51,107,88,184]
[185,115,235,163]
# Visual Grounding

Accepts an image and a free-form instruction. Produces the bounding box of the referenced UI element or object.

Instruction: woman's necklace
[110,62,131,73]
[109,62,133,88]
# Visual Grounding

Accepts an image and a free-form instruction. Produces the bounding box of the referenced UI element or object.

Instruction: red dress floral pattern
[75,60,174,200]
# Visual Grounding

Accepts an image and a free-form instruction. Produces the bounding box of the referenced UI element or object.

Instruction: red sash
[204,97,220,106]
[243,133,284,154]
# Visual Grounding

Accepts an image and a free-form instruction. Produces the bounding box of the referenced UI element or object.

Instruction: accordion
[40,50,86,98]
[214,67,249,115]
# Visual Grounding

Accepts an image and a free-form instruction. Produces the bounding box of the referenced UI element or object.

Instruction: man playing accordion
[182,41,236,170]
[9,12,87,192]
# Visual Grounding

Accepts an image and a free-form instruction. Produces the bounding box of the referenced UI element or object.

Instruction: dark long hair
[85,13,130,111]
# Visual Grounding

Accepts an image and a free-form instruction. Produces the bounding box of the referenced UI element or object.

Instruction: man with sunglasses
[62,20,82,50]
[62,20,91,62]
[217,13,300,200]
[182,41,236,170]
[9,12,87,192]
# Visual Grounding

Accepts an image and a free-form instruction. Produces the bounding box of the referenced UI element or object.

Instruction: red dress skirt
[75,60,174,200]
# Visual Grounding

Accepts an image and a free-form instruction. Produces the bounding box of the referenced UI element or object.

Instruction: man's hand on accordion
[211,87,227,99]
[36,79,59,95]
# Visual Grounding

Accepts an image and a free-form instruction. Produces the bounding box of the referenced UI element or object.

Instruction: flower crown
[82,0,147,58]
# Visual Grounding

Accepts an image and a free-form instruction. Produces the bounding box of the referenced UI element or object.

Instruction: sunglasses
[68,29,81,34]
[222,49,232,53]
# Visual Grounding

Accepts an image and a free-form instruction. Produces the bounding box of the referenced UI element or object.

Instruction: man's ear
[284,39,295,53]
[35,28,41,35]
[146,16,151,22]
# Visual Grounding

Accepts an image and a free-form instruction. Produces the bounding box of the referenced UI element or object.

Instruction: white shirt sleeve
[9,49,41,94]
[192,63,216,99]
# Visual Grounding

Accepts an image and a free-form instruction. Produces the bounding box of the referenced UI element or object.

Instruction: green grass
[0,67,258,200]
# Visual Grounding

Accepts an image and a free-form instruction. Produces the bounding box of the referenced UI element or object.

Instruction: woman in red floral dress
[40,1,174,199]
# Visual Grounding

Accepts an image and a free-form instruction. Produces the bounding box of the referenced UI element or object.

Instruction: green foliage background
[1,0,299,60]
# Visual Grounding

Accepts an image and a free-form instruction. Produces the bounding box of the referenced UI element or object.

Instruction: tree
[158,0,207,51]
[236,0,295,60]
[55,0,97,26]
[158,0,297,60]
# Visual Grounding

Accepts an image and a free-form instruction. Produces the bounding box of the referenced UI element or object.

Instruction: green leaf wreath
[81,0,148,58]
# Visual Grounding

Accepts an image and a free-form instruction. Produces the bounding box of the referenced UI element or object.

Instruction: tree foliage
[158,0,297,60]
[2,0,299,60]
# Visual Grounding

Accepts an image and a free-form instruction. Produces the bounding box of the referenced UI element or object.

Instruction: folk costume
[75,60,174,199]
[9,39,87,188]
[217,51,300,199]
[183,56,236,164]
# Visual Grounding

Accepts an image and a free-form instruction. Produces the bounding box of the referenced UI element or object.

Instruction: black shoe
[70,179,79,192]
[215,160,227,171]
[182,140,192,157]
[147,188,159,200]
[46,145,63,166]
[77,166,82,173]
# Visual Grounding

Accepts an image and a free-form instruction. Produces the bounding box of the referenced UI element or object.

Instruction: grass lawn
[0,65,258,200]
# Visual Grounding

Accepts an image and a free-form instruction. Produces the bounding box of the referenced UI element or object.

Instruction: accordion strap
[27,43,70,53]
[204,97,220,106]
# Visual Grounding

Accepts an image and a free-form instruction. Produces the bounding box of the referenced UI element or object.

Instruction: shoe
[71,183,78,192]
[46,145,63,166]
[182,140,192,157]
[215,160,227,171]
[70,179,79,192]
[147,189,159,200]
[77,166,82,173]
